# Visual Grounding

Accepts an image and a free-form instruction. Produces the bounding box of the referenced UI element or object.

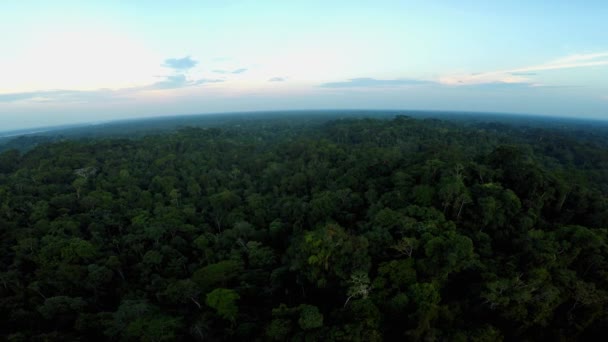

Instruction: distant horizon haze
[3,108,608,135]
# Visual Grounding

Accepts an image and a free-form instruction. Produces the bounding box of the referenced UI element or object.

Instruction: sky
[1,0,608,131]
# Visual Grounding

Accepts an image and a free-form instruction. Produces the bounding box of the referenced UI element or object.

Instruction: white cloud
[440,52,608,86]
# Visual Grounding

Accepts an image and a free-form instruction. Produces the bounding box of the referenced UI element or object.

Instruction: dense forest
[1,114,607,341]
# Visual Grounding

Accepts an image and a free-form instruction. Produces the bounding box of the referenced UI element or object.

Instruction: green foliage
[266,318,292,340]
[298,304,324,330]
[104,299,183,340]
[290,223,370,287]
[124,315,183,342]
[246,241,276,268]
[192,260,243,292]
[1,115,608,340]
[205,288,240,321]
[422,230,475,277]
[161,279,201,307]
[37,296,87,320]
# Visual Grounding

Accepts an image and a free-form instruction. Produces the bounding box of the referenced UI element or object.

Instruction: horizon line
[2,108,607,137]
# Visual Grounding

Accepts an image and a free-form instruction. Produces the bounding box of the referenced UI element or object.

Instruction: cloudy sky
[1,0,608,130]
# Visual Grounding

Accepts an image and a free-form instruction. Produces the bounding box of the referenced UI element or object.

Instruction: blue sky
[1,0,608,130]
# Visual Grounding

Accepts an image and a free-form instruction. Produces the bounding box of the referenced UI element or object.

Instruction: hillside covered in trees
[1,115,607,341]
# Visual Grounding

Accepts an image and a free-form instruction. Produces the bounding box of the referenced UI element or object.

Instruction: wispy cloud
[460,82,534,90]
[0,56,224,103]
[441,52,608,86]
[0,90,66,102]
[163,56,198,70]
[319,52,607,90]
[147,75,223,90]
[0,77,224,103]
[320,77,433,88]
[439,73,531,86]
[193,79,223,86]
[548,52,608,65]
[510,72,537,76]
[515,52,608,72]
[0,89,130,103]
[268,77,286,82]
[213,68,248,74]
[150,75,190,89]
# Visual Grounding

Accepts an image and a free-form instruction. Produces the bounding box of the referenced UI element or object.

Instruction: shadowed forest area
[1,114,608,341]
